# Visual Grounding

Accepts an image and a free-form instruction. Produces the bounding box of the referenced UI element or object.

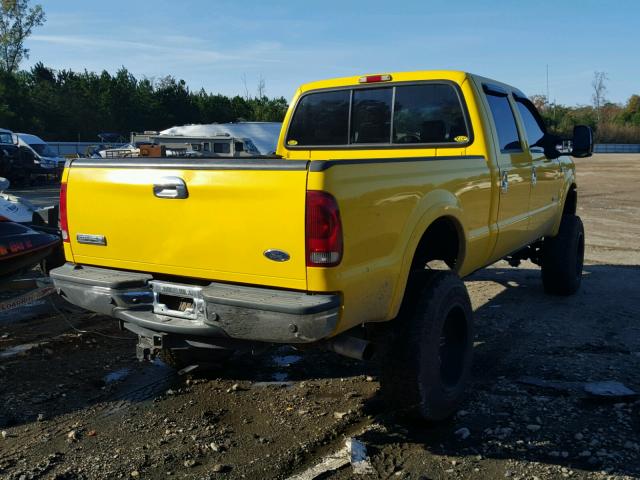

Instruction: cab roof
[297,70,470,93]
[297,70,525,97]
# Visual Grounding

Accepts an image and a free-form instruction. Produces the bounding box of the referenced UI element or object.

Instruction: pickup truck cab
[51,71,592,420]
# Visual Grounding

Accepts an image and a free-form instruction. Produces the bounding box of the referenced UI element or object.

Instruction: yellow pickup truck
[51,70,592,420]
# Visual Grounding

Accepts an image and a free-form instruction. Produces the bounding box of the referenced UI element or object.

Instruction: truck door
[482,84,533,259]
[513,95,563,236]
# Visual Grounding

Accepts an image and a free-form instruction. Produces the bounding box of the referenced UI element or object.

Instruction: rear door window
[286,90,350,146]
[393,84,468,144]
[350,88,392,144]
[485,92,522,152]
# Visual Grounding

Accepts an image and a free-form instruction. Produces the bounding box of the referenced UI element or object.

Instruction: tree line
[2,1,640,144]
[531,71,640,144]
[532,95,640,144]
[1,63,640,143]
[0,64,289,141]
[538,97,640,144]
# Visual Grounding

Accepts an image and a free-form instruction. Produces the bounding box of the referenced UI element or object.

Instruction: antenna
[546,64,550,106]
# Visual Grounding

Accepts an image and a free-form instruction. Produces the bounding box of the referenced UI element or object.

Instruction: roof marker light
[358,74,392,84]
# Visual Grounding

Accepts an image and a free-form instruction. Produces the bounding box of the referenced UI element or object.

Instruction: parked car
[0,129,60,183]
[0,176,63,277]
[0,128,19,178]
[17,133,65,170]
[51,70,592,421]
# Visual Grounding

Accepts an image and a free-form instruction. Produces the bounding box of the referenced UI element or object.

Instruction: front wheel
[541,214,585,295]
[379,270,474,422]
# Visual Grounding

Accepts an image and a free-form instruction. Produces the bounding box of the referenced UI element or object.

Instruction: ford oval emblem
[264,249,290,262]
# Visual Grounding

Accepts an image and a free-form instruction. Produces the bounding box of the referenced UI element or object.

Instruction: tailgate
[65,158,309,290]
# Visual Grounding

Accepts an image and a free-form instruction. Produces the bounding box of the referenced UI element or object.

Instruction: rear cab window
[286,90,350,146]
[351,88,392,144]
[286,82,471,148]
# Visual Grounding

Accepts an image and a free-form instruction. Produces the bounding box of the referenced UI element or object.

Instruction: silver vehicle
[130,132,261,157]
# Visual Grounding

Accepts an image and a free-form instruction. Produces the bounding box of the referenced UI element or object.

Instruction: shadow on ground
[351,263,640,479]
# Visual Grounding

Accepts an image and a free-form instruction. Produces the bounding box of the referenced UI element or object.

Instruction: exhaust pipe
[326,335,374,361]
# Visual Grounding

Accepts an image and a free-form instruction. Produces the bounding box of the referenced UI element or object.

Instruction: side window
[515,98,546,151]
[350,87,392,143]
[393,84,468,144]
[286,90,350,146]
[486,93,522,152]
[214,142,230,154]
[234,141,244,152]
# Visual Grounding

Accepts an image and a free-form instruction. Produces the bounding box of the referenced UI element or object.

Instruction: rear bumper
[50,263,340,344]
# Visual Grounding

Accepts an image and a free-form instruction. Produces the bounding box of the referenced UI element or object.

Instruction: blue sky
[24,0,639,106]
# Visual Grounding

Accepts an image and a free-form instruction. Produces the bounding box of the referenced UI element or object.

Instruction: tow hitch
[136,332,166,361]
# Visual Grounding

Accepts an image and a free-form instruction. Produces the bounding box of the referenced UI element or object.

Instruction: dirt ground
[1,154,639,480]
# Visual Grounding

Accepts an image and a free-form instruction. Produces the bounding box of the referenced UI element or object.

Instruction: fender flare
[551,173,577,236]
[386,190,466,319]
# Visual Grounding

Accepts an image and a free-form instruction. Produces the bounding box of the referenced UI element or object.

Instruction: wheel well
[411,217,463,271]
[563,184,577,215]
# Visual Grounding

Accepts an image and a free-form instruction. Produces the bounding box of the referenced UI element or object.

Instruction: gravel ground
[0,154,639,480]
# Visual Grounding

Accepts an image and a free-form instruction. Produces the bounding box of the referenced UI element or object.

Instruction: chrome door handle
[500,170,509,193]
[531,166,537,186]
[153,177,188,199]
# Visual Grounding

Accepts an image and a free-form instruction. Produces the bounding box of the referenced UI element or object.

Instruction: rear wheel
[541,214,584,295]
[380,270,474,421]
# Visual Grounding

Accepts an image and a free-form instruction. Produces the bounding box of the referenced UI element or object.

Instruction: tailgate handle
[153,177,188,199]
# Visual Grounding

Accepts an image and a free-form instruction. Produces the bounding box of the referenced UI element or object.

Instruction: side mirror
[538,133,562,159]
[571,125,593,158]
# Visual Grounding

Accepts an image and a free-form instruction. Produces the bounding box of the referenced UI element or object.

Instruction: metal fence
[594,144,640,153]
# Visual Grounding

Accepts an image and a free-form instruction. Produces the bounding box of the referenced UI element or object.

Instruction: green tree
[0,0,45,73]
[621,95,640,126]
[0,78,13,123]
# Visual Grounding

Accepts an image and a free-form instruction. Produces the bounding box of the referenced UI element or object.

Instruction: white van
[17,133,65,169]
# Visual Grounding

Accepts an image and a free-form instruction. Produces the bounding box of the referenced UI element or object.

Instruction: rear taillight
[60,182,69,242]
[305,191,343,267]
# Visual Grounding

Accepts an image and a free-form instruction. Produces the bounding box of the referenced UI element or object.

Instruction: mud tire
[541,214,585,295]
[380,270,474,422]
